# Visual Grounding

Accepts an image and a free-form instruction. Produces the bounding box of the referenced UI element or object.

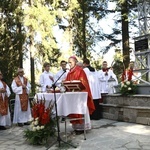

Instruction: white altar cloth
[36,92,88,116]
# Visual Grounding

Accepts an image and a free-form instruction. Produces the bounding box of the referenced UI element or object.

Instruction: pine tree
[103,0,138,68]
[23,0,62,94]
[0,0,25,85]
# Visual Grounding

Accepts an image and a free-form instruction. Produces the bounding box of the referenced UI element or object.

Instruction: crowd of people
[0,56,139,132]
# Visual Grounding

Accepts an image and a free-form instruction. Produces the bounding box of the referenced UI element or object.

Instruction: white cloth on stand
[98,69,118,94]
[39,71,54,92]
[36,92,91,130]
[11,77,32,124]
[83,68,101,99]
[0,81,11,126]
[56,92,87,116]
[36,93,61,117]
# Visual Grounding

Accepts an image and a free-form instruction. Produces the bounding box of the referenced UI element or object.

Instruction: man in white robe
[0,71,11,130]
[98,61,118,102]
[39,62,54,92]
[11,68,31,127]
[83,59,101,120]
[54,60,69,87]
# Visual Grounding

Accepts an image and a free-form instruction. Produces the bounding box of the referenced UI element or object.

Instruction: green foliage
[0,0,25,85]
[112,49,124,82]
[120,81,137,96]
[23,0,61,63]
[0,0,139,91]
[24,119,56,145]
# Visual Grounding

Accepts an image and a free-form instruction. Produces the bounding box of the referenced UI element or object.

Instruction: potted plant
[24,99,56,145]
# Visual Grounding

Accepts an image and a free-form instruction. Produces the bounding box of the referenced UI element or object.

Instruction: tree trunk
[29,36,35,95]
[17,23,23,68]
[29,0,35,95]
[121,0,130,69]
[81,0,87,59]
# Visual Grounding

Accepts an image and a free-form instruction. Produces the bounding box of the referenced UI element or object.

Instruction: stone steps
[100,94,150,125]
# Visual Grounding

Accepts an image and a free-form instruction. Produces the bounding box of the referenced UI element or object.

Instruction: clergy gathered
[0,56,119,132]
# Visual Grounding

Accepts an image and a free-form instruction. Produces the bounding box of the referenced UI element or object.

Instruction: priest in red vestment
[65,56,95,133]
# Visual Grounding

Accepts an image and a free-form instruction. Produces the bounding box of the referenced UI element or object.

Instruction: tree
[72,0,109,59]
[0,0,25,86]
[23,0,61,94]
[103,0,138,68]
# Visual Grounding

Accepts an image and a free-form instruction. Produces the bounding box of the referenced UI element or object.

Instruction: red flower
[40,108,50,125]
[39,101,45,118]
[127,69,133,81]
[32,103,39,119]
[31,99,52,125]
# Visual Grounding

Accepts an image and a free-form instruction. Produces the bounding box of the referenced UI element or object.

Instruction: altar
[36,92,88,116]
[36,92,90,139]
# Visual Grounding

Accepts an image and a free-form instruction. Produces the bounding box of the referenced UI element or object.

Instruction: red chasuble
[0,81,9,116]
[65,65,95,124]
[14,76,28,111]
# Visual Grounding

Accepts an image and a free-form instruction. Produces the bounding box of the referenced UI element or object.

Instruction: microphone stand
[46,70,76,149]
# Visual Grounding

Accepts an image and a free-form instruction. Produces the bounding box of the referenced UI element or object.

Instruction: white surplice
[11,77,32,124]
[98,69,118,94]
[39,71,54,92]
[0,81,11,126]
[83,68,101,99]
[54,69,68,87]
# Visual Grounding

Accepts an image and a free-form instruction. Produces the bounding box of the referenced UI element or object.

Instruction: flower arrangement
[24,98,56,145]
[120,65,138,95]
[120,80,137,95]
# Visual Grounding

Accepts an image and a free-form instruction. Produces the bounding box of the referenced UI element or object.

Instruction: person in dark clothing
[83,59,101,120]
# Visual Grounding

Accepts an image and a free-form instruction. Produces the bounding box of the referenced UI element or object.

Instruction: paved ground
[0,119,150,150]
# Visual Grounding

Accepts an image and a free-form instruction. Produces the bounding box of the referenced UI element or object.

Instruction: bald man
[11,68,32,127]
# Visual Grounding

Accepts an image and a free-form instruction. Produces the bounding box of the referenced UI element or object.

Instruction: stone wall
[100,94,150,125]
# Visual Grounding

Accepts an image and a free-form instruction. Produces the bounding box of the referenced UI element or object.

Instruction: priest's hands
[22,84,26,89]
[46,85,51,89]
[0,88,6,93]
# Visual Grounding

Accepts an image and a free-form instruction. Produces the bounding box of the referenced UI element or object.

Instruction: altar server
[54,60,69,87]
[0,71,11,130]
[11,68,31,127]
[39,62,54,92]
[98,61,118,94]
[83,59,101,120]
[65,56,95,133]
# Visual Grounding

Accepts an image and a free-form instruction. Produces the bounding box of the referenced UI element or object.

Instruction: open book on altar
[63,80,86,91]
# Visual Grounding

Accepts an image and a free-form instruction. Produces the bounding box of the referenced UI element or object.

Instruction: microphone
[63,68,69,72]
[63,69,67,72]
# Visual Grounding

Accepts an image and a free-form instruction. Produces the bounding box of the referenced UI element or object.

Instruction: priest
[0,71,11,130]
[11,68,31,127]
[65,56,95,133]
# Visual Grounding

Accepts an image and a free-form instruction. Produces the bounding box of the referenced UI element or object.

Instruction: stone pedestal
[100,94,150,125]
